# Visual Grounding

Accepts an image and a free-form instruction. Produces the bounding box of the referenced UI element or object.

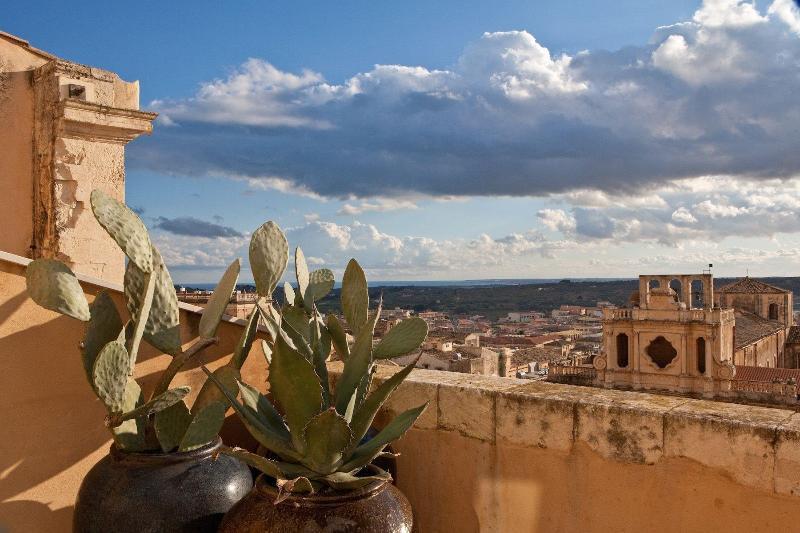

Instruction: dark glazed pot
[219,467,413,533]
[73,438,253,533]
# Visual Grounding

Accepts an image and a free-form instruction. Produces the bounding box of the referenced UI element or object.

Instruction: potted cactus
[25,190,255,533]
[204,223,429,532]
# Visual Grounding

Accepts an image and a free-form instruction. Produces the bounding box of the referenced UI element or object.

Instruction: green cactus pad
[249,221,288,296]
[193,365,241,415]
[341,403,428,473]
[93,341,131,412]
[269,328,324,453]
[348,358,418,447]
[283,282,296,305]
[334,302,380,414]
[82,291,123,385]
[154,400,193,453]
[237,380,291,440]
[179,401,227,452]
[118,386,190,422]
[341,259,369,335]
[111,379,147,451]
[295,247,310,301]
[229,305,261,369]
[373,317,428,359]
[326,314,349,360]
[90,189,153,273]
[302,408,352,474]
[199,259,240,338]
[305,269,335,310]
[124,245,181,354]
[25,259,91,321]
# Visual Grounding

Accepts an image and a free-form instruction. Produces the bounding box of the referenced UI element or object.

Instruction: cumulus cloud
[130,0,800,200]
[152,217,577,279]
[337,198,418,215]
[153,216,244,238]
[539,175,800,246]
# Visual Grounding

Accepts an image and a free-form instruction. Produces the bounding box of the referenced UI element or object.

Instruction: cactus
[203,225,429,498]
[24,189,253,454]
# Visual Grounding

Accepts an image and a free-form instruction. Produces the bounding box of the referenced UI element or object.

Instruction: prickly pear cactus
[23,188,243,454]
[203,224,430,498]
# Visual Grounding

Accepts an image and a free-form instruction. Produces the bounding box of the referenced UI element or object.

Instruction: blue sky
[6,1,800,283]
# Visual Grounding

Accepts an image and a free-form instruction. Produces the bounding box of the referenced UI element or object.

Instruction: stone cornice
[57,98,158,144]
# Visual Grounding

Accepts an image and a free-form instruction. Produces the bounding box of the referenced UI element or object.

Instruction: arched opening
[648,279,660,291]
[696,337,706,375]
[616,333,629,368]
[769,303,779,320]
[670,279,682,304]
[691,279,704,309]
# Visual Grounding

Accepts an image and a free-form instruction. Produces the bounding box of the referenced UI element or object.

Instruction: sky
[6,0,800,283]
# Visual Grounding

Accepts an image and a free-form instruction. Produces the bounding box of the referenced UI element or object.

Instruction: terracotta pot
[73,438,253,533]
[219,466,413,533]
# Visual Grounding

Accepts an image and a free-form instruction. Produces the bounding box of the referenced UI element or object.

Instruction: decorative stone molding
[58,99,157,144]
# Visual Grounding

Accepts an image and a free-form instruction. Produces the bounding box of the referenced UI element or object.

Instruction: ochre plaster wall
[394,431,800,533]
[0,39,48,257]
[0,259,268,532]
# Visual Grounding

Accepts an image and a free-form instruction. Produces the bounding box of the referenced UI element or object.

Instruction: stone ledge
[327,361,800,497]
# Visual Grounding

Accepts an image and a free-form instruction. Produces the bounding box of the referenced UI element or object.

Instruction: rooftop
[734,311,785,350]
[718,277,789,294]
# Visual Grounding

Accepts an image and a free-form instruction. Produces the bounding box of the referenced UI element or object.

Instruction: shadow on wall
[0,263,269,532]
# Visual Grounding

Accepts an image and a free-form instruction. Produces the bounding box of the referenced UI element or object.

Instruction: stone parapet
[329,361,800,497]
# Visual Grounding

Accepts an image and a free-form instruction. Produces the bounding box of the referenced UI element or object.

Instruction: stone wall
[330,362,800,532]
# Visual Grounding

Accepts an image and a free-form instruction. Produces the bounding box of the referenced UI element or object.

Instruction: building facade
[0,32,156,283]
[593,274,737,396]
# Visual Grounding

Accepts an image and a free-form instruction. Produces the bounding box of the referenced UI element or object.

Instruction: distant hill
[185,276,800,320]
[314,276,800,320]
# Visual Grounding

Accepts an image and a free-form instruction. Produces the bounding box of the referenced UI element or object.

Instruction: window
[696,337,706,375]
[646,336,678,369]
[769,303,779,320]
[616,333,629,368]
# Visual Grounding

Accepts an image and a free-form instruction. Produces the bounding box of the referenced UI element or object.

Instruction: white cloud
[671,207,698,224]
[337,198,419,215]
[693,0,765,28]
[133,0,800,200]
[769,0,800,34]
[537,209,577,233]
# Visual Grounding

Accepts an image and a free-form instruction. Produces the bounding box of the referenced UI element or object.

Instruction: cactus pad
[199,259,240,338]
[373,317,428,358]
[249,221,288,296]
[124,245,181,354]
[25,259,91,321]
[82,291,123,385]
[90,189,153,273]
[93,341,131,412]
[179,402,226,452]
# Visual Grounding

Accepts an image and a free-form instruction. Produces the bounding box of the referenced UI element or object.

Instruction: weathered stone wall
[0,34,155,284]
[30,60,155,282]
[735,330,784,367]
[329,361,800,532]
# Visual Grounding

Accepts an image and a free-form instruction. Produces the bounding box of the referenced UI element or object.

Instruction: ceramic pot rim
[109,436,221,465]
[254,464,389,507]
